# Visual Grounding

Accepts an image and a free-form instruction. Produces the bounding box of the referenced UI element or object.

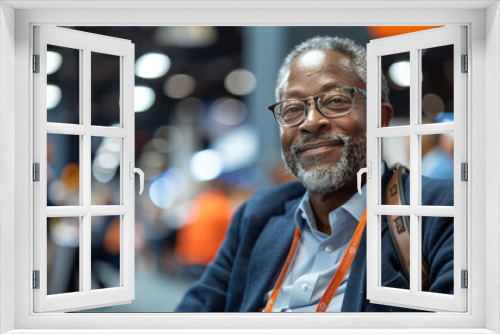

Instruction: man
[175,36,454,312]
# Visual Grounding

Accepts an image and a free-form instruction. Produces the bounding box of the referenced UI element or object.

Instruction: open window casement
[33,26,140,312]
[365,26,467,312]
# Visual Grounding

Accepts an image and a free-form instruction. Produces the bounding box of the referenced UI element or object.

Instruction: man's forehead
[294,50,354,71]
[285,50,358,88]
[280,50,361,98]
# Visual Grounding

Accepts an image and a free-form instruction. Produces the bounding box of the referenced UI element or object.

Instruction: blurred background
[44,26,454,312]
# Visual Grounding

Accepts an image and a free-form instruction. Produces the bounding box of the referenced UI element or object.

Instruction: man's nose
[298,100,331,134]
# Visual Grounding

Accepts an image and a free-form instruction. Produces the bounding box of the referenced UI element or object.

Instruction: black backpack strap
[386,163,431,291]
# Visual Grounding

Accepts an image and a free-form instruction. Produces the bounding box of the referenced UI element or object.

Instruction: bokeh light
[141,151,166,169]
[422,93,445,119]
[224,69,257,96]
[47,51,63,75]
[212,127,259,172]
[148,168,188,209]
[92,137,121,183]
[135,53,171,79]
[47,84,62,109]
[61,163,80,191]
[49,218,79,247]
[388,60,411,87]
[210,98,247,126]
[175,98,204,123]
[153,125,182,153]
[153,26,218,48]
[165,168,188,197]
[164,74,196,99]
[149,174,176,209]
[189,149,224,181]
[134,86,156,112]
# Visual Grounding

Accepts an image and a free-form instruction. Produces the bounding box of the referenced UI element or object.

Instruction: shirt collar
[340,183,366,222]
[296,192,317,231]
[296,187,367,235]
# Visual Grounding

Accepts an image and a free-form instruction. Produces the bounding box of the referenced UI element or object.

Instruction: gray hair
[275,36,390,103]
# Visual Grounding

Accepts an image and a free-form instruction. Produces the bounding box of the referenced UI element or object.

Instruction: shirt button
[325,245,333,252]
[301,212,306,220]
[301,283,309,291]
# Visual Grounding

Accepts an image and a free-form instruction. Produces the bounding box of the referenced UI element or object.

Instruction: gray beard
[281,133,366,196]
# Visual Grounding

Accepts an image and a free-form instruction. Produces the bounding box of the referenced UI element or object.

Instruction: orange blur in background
[368,26,441,39]
[175,188,233,266]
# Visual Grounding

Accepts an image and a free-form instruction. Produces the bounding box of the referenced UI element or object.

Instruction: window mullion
[82,47,92,294]
[90,205,129,216]
[409,47,420,294]
[46,206,89,217]
[90,126,129,138]
[373,205,454,217]
[46,123,88,135]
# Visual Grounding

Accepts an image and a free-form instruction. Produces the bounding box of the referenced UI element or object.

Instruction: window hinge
[33,54,40,73]
[461,270,468,289]
[461,162,468,181]
[33,270,40,289]
[461,54,468,73]
[33,163,40,182]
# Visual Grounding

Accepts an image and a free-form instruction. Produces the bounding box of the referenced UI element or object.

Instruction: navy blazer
[176,166,454,312]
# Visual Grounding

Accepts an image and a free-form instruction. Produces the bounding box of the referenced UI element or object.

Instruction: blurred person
[175,183,233,277]
[422,113,455,179]
[176,36,454,312]
[90,215,121,289]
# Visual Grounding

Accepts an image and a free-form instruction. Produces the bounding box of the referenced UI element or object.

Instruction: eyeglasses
[268,87,366,127]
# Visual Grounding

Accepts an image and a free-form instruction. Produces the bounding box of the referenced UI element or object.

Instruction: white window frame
[33,25,136,313]
[1,1,499,333]
[366,26,468,312]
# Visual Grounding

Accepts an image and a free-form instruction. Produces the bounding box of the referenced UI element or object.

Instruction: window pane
[91,52,121,127]
[381,215,409,290]
[381,52,410,127]
[91,215,121,290]
[47,45,80,124]
[381,136,410,205]
[421,45,454,124]
[421,134,454,206]
[47,134,80,206]
[421,216,454,294]
[47,217,80,295]
[91,137,121,206]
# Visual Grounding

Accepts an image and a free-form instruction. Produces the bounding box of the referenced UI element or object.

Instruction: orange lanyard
[263,209,367,312]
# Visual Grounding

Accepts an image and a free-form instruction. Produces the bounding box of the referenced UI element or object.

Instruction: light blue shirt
[269,183,367,312]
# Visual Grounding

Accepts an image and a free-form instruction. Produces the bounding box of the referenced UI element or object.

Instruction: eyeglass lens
[275,90,354,125]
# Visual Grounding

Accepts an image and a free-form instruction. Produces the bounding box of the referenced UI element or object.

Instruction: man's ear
[381,102,393,128]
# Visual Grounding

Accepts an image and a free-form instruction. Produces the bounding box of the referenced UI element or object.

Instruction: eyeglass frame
[267,87,367,127]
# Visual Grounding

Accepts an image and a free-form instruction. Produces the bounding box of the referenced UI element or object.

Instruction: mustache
[290,133,350,155]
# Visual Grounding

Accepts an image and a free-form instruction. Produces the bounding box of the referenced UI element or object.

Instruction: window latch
[129,162,144,195]
[357,162,371,195]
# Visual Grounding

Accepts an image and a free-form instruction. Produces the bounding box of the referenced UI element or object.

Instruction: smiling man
[176,36,454,312]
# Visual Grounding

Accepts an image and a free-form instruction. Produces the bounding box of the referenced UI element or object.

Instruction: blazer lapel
[241,197,300,312]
